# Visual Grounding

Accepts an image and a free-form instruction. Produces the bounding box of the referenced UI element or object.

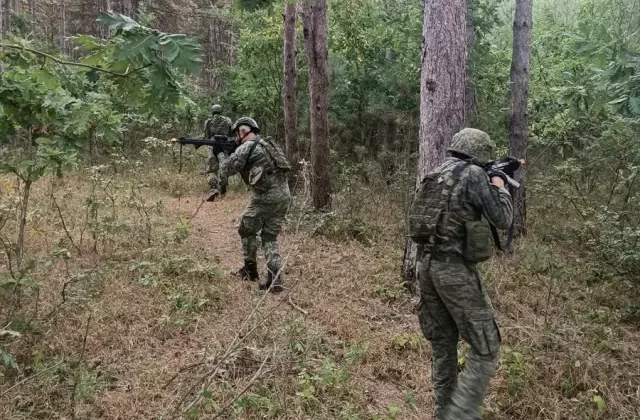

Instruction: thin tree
[283,0,300,192]
[402,0,468,287]
[508,0,533,237]
[302,0,332,209]
[60,0,67,54]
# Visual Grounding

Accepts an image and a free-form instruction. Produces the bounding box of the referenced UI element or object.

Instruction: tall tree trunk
[508,0,533,238]
[283,1,300,192]
[302,0,332,209]
[401,0,468,289]
[465,3,477,123]
[0,0,5,39]
[60,0,66,54]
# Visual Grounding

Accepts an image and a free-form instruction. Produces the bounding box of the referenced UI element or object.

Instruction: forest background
[1,0,639,419]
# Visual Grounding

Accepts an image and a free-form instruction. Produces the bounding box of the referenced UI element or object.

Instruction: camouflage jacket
[219,136,291,204]
[204,114,232,139]
[430,157,513,255]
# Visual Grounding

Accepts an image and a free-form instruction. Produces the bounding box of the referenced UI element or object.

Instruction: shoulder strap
[242,139,262,169]
[438,161,469,236]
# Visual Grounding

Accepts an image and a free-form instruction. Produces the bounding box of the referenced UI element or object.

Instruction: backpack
[260,137,291,172]
[407,162,468,249]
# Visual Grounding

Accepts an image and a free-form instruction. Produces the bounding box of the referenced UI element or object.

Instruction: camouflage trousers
[238,199,289,278]
[417,253,501,420]
[206,149,226,192]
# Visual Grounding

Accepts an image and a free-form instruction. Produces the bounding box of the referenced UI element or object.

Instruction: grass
[0,152,639,419]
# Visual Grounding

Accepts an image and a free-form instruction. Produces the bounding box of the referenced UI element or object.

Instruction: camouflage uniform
[410,129,513,420]
[204,111,232,194]
[220,127,291,292]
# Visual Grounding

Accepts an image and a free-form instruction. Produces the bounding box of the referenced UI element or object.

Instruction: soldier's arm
[203,119,211,139]
[466,165,513,230]
[219,142,251,182]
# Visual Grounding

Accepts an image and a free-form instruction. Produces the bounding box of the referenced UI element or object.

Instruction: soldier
[219,117,291,293]
[407,128,513,419]
[204,104,233,202]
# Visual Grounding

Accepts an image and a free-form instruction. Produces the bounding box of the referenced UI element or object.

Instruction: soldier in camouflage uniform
[204,104,233,202]
[408,128,513,419]
[219,117,291,293]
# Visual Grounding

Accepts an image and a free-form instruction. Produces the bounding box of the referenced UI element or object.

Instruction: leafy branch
[0,42,152,77]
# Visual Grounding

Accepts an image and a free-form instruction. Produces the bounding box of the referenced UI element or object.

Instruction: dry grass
[0,158,639,420]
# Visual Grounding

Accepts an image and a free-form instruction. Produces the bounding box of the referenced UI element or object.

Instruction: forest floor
[1,159,639,420]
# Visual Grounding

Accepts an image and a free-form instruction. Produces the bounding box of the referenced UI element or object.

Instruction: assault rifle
[170,135,238,173]
[484,156,525,189]
[483,156,525,253]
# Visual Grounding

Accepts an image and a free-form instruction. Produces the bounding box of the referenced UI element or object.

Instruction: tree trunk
[465,4,477,123]
[60,0,66,54]
[302,0,332,209]
[401,0,468,289]
[283,1,300,193]
[508,0,533,238]
[0,0,4,39]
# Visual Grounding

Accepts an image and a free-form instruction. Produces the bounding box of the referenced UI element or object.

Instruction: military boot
[231,260,259,281]
[206,189,220,202]
[259,270,283,293]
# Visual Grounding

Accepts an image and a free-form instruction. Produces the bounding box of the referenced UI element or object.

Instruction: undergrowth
[1,151,639,420]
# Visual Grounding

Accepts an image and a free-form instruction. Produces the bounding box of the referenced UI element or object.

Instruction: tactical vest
[243,136,291,186]
[259,137,291,172]
[407,161,469,251]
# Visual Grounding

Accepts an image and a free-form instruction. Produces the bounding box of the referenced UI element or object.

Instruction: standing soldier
[219,117,291,293]
[204,104,232,202]
[407,128,513,419]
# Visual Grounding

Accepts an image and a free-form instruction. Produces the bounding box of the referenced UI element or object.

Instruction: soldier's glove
[487,169,508,185]
[212,142,225,156]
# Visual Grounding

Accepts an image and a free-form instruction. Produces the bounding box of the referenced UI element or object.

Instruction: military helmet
[447,128,495,164]
[231,117,260,134]
[211,104,222,114]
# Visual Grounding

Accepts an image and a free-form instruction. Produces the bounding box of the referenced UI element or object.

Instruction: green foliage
[390,333,421,354]
[228,7,286,133]
[499,347,533,397]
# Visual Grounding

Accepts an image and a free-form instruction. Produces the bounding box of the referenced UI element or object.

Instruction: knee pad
[239,216,260,238]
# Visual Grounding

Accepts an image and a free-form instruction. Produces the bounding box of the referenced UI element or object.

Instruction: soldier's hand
[491,176,505,188]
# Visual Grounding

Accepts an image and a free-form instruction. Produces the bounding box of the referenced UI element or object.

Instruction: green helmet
[231,117,260,134]
[211,104,222,114]
[447,128,495,164]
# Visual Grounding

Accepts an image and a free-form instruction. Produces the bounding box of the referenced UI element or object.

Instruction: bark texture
[402,0,468,288]
[508,0,533,238]
[302,0,332,209]
[283,1,300,192]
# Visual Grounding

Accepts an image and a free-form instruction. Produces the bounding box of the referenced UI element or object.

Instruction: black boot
[206,189,220,202]
[231,260,259,281]
[259,270,283,293]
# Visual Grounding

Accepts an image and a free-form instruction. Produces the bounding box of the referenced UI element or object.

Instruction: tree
[0,12,201,266]
[508,0,533,238]
[283,0,300,192]
[402,0,468,288]
[302,0,332,209]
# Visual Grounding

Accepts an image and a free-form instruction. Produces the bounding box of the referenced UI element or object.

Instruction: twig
[79,312,92,360]
[286,294,308,315]
[188,197,207,222]
[71,312,93,420]
[0,361,65,397]
[209,348,274,420]
[162,362,206,390]
[51,193,81,254]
